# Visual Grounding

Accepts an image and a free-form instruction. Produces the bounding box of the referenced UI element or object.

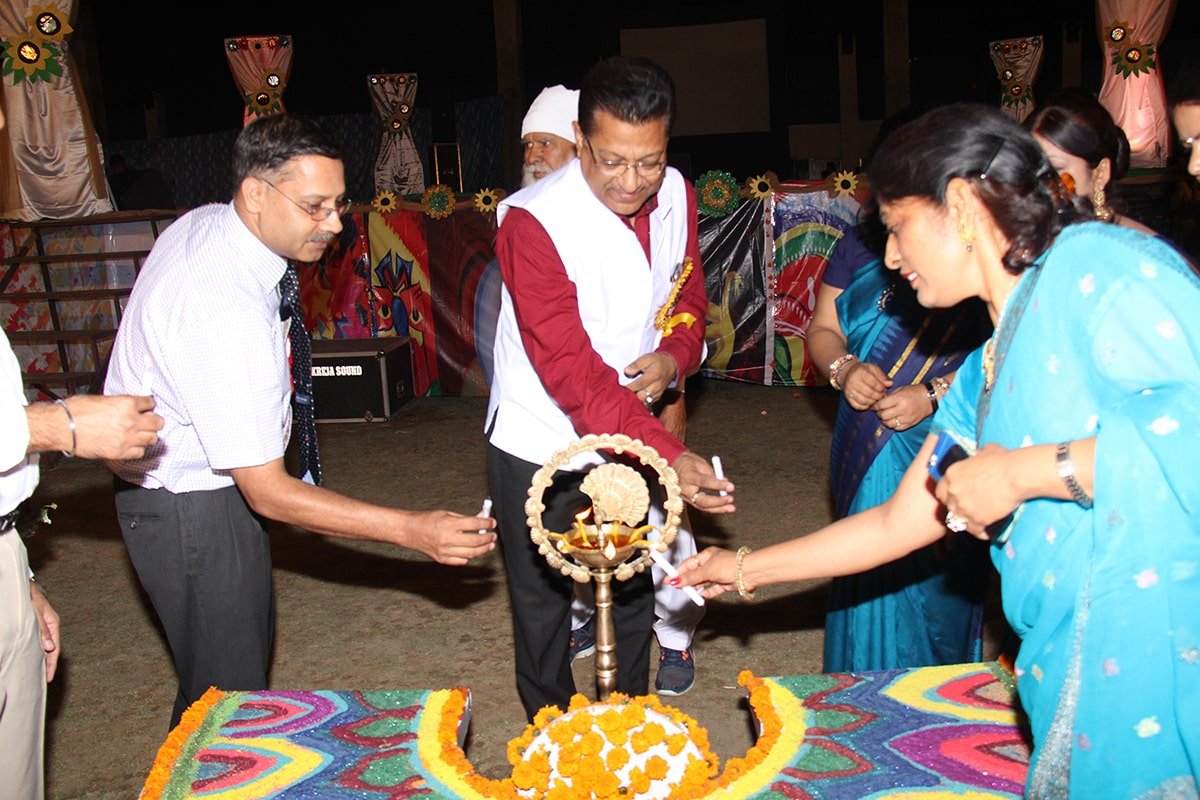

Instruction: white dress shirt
[0,330,37,515]
[105,202,294,493]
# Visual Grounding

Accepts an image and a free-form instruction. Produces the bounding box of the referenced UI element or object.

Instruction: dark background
[75,1,1199,181]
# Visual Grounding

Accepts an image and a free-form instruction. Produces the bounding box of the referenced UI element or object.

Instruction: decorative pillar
[988,35,1044,125]
[224,34,292,127]
[1096,0,1175,168]
[0,1,112,219]
[368,73,424,196]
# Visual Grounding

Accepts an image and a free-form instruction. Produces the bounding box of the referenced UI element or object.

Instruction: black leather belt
[0,508,19,532]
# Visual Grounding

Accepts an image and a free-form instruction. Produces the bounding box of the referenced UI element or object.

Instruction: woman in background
[1026,87,1157,234]
[809,218,991,672]
[675,103,1200,797]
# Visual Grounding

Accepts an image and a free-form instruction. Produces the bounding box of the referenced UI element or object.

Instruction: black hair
[867,102,1085,273]
[1026,87,1131,180]
[232,114,343,193]
[578,56,676,137]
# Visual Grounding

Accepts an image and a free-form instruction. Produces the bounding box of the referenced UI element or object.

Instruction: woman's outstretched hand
[670,546,739,599]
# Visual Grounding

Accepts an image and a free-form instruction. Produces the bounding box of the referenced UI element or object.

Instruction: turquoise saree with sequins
[934,221,1200,797]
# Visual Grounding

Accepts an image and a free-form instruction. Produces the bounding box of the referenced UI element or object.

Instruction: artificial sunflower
[744,171,779,200]
[473,187,504,214]
[1112,41,1155,79]
[28,6,71,42]
[372,190,399,216]
[1106,20,1130,46]
[695,170,740,218]
[1,7,70,85]
[831,170,859,198]
[387,103,412,134]
[421,183,456,219]
[244,84,282,116]
[1001,80,1033,108]
[1105,19,1155,79]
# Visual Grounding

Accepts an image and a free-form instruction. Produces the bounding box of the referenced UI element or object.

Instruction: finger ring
[691,490,700,503]
[645,392,655,404]
[945,512,968,532]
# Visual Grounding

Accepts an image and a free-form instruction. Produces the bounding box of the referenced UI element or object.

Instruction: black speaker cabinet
[311,337,413,423]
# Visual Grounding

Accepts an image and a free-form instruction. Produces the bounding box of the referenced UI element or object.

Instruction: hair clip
[979,137,1006,181]
[1042,170,1076,213]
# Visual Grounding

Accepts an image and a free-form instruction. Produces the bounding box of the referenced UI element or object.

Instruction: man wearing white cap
[485,57,735,720]
[520,84,580,187]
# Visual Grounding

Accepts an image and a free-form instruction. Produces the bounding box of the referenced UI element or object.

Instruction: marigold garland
[505,692,718,799]
[422,183,457,219]
[696,170,741,218]
[139,686,225,800]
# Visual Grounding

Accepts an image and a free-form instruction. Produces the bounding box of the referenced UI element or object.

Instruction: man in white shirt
[1,200,163,800]
[105,114,496,728]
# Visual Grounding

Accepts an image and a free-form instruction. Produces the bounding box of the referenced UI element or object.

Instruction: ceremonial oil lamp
[526,434,683,699]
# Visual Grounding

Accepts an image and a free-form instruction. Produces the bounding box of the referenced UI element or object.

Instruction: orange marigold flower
[629,768,652,794]
[568,693,591,711]
[578,729,605,756]
[605,746,630,771]
[641,721,665,745]
[665,732,688,755]
[644,755,669,780]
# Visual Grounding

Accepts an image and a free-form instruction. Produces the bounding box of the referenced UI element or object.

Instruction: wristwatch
[1055,442,1093,509]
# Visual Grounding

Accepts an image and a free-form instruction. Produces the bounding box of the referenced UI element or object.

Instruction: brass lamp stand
[526,434,683,699]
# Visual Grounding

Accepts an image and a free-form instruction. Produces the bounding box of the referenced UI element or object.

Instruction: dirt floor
[28,377,1001,799]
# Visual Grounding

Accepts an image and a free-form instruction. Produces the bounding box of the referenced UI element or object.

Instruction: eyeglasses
[584,138,667,178]
[259,177,349,220]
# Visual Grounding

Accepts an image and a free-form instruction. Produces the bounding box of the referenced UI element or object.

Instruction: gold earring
[959,220,974,253]
[1093,187,1113,221]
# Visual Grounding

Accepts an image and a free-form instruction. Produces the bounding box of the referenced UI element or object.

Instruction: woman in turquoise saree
[674,103,1199,796]
[811,226,992,671]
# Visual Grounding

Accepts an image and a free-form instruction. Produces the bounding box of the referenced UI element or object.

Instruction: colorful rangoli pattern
[143,662,1030,799]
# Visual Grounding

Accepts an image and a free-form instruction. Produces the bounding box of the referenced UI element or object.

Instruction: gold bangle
[735,546,756,600]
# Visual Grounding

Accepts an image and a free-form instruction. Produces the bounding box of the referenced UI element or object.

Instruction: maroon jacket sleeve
[652,179,707,381]
[496,207,687,462]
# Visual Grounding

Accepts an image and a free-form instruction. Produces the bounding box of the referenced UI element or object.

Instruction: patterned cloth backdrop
[698,196,770,384]
[298,209,440,398]
[425,205,498,397]
[770,183,863,386]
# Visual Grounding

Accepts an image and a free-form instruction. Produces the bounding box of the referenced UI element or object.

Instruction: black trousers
[114,478,274,729]
[487,442,654,720]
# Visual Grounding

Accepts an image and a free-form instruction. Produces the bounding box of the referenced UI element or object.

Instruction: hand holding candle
[649,547,705,606]
[477,498,492,535]
[711,455,728,497]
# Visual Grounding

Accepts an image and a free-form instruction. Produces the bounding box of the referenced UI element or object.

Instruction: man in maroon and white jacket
[485,55,735,720]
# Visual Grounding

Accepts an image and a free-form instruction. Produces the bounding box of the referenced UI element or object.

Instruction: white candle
[477,498,492,535]
[712,455,728,497]
[649,548,705,606]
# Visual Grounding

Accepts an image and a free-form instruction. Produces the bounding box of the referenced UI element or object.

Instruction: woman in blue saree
[675,103,1200,796]
[810,225,991,671]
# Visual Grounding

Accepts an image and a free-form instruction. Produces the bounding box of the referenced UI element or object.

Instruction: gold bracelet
[828,354,857,391]
[735,546,756,600]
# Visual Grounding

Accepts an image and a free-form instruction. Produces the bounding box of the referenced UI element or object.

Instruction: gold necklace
[982,274,1021,392]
